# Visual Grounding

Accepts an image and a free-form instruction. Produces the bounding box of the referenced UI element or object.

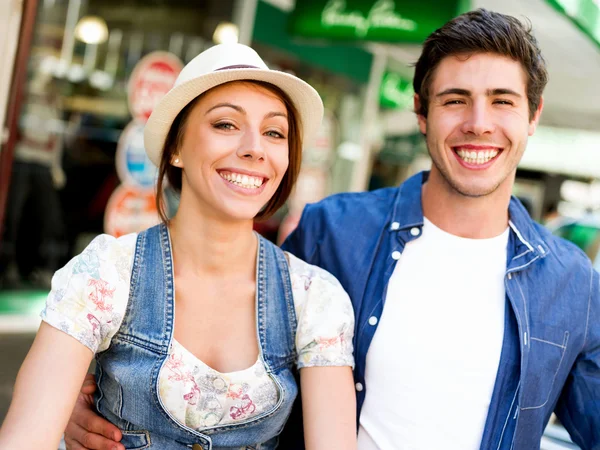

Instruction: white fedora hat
[144,43,324,167]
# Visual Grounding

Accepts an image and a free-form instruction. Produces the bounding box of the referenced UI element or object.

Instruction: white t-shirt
[41,233,355,431]
[357,218,509,449]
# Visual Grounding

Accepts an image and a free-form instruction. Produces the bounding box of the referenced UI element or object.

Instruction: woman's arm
[300,366,357,450]
[0,322,94,450]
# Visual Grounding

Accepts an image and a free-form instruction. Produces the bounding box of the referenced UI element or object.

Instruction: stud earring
[174,158,180,164]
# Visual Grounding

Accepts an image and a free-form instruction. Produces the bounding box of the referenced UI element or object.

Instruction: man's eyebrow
[486,88,522,98]
[436,88,471,97]
[435,88,522,98]
[205,103,245,115]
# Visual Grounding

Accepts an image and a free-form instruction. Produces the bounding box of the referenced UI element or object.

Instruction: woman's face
[173,81,290,221]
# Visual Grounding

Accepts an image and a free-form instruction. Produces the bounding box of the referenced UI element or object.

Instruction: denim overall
[94,224,299,449]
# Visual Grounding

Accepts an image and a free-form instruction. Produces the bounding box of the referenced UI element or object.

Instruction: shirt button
[368,316,378,326]
[390,222,400,231]
[391,251,401,260]
[355,382,364,392]
[410,227,420,236]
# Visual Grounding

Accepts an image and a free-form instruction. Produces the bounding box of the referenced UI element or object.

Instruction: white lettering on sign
[321,0,417,37]
[138,69,178,84]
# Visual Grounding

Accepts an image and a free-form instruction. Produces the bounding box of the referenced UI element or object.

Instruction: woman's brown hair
[155,80,303,223]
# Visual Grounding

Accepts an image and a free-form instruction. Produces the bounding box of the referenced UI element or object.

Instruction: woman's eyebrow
[205,103,244,115]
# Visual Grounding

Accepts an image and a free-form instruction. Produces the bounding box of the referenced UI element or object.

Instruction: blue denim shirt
[95,224,299,450]
[282,171,600,450]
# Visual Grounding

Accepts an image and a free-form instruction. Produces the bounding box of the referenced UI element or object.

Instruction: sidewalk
[0,289,46,333]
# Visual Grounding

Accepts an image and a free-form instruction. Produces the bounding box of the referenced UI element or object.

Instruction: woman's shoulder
[284,250,354,327]
[284,252,355,369]
[82,232,138,258]
[69,233,138,278]
[284,251,345,290]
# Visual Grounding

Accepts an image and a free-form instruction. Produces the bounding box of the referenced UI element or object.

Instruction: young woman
[0,44,356,450]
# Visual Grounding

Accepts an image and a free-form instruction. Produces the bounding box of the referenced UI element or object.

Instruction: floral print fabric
[159,340,279,429]
[41,233,354,430]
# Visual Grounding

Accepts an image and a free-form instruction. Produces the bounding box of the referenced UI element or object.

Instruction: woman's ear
[171,155,183,168]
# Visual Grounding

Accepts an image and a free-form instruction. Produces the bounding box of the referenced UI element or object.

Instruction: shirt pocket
[520,330,569,410]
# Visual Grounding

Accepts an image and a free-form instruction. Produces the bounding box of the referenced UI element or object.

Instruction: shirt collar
[390,170,549,259]
[390,171,427,231]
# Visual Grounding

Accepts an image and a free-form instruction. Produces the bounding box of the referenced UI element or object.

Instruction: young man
[62,9,599,450]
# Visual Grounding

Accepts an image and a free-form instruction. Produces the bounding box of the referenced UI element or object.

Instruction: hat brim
[144,68,324,167]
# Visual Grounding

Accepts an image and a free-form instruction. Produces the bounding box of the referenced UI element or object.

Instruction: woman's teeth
[219,172,264,189]
[456,149,499,165]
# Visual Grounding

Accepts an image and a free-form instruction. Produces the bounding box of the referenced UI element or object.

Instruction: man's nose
[461,102,495,136]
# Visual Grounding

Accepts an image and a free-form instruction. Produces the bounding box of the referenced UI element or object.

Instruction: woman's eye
[265,130,285,139]
[214,122,235,130]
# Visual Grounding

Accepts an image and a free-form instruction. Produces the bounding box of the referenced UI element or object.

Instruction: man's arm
[280,204,320,265]
[554,268,600,448]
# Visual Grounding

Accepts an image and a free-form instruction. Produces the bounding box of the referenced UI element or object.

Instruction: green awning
[547,0,600,50]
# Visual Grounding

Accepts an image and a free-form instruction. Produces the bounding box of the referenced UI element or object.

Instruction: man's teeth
[456,149,499,165]
[219,172,264,189]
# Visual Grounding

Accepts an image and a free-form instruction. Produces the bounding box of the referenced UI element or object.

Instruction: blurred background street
[1,0,599,448]
[0,333,36,420]
[0,290,44,419]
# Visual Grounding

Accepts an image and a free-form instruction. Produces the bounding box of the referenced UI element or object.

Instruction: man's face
[416,53,543,198]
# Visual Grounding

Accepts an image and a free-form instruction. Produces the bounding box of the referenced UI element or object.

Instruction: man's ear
[528,96,544,136]
[414,94,427,135]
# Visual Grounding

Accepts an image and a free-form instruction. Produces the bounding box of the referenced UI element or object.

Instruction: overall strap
[257,235,298,372]
[115,223,173,354]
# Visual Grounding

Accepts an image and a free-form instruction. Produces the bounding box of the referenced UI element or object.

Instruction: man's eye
[444,100,464,105]
[494,100,513,105]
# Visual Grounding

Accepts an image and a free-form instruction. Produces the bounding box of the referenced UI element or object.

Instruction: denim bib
[95,224,298,449]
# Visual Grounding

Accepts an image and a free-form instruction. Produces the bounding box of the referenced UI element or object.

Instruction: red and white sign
[104,185,160,238]
[115,120,157,188]
[127,52,183,122]
[105,52,181,236]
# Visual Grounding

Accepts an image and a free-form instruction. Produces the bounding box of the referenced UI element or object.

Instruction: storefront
[0,0,240,290]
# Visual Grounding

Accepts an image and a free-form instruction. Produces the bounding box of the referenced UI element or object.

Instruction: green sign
[290,0,469,43]
[253,0,374,84]
[546,0,600,49]
[379,71,414,109]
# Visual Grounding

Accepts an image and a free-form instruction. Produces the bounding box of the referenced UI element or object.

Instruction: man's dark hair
[413,8,548,120]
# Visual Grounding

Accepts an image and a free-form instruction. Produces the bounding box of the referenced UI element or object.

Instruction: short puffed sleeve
[286,252,355,369]
[40,233,137,353]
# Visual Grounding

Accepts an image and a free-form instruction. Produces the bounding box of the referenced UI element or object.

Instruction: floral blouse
[41,234,355,431]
